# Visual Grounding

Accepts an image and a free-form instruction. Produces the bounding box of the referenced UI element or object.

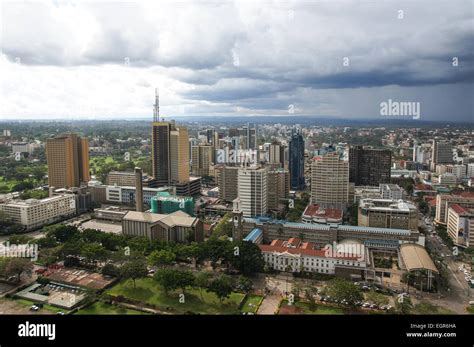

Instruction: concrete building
[218,166,239,202]
[467,164,474,178]
[151,117,189,186]
[447,204,474,248]
[439,173,458,185]
[268,142,285,167]
[191,144,213,177]
[431,140,453,170]
[380,184,403,200]
[301,204,343,225]
[238,167,268,218]
[122,210,203,243]
[260,238,367,274]
[435,193,474,225]
[349,146,391,186]
[267,169,290,211]
[46,133,90,189]
[311,153,349,209]
[233,213,422,247]
[11,142,32,155]
[0,194,76,231]
[358,198,418,231]
[106,171,158,188]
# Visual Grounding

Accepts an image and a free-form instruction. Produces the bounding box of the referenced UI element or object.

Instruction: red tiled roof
[302,204,343,220]
[415,184,434,191]
[450,204,467,214]
[260,238,361,260]
[459,192,474,198]
[259,244,360,260]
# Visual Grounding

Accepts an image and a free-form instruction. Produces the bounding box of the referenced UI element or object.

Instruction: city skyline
[1,0,473,122]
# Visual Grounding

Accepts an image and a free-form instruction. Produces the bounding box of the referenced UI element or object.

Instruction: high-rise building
[46,133,90,189]
[311,152,349,208]
[218,166,240,202]
[358,198,418,231]
[269,142,285,167]
[191,145,213,177]
[432,140,453,169]
[151,91,189,186]
[267,169,290,210]
[238,167,268,217]
[349,146,391,186]
[170,125,190,184]
[289,132,305,190]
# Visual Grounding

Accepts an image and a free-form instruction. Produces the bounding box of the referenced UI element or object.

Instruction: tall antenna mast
[153,87,159,122]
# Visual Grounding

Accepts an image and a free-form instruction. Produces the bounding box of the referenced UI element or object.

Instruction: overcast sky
[1,0,473,122]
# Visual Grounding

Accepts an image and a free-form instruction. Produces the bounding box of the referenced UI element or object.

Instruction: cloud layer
[1,0,473,121]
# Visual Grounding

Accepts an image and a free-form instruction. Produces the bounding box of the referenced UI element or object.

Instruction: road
[420,216,472,313]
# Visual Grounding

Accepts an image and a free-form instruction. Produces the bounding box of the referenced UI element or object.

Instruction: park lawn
[240,295,264,314]
[15,298,68,314]
[75,301,149,315]
[106,278,245,314]
[296,301,345,314]
[412,302,455,315]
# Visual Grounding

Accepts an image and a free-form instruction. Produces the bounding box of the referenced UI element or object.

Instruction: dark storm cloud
[1,0,473,121]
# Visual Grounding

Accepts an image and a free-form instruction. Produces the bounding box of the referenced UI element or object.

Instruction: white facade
[238,167,268,217]
[261,244,366,274]
[379,184,403,200]
[0,194,76,230]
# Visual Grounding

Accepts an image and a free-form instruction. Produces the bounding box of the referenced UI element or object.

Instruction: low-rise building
[260,238,367,274]
[435,192,474,225]
[301,204,343,224]
[0,194,76,230]
[447,204,474,248]
[122,210,204,243]
[379,184,403,200]
[358,198,418,231]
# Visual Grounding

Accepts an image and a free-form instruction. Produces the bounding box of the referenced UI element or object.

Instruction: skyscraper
[431,140,453,170]
[289,132,305,190]
[311,152,349,208]
[191,144,213,176]
[151,90,190,186]
[46,133,90,189]
[218,166,239,202]
[349,145,391,186]
[269,142,285,168]
[238,167,268,217]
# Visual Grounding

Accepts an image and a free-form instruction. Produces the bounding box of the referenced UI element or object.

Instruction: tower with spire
[153,88,160,122]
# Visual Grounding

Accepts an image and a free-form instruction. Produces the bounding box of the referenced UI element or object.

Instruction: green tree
[236,275,253,294]
[229,241,264,275]
[120,258,148,288]
[154,268,195,295]
[148,249,176,268]
[195,271,211,300]
[208,275,234,305]
[4,258,34,282]
[325,278,363,306]
[395,296,413,314]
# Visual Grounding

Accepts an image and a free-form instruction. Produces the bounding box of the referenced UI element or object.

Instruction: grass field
[106,278,245,314]
[279,300,345,315]
[412,302,455,315]
[75,302,149,315]
[240,295,264,314]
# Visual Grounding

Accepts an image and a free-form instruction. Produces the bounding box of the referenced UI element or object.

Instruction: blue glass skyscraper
[289,132,305,190]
